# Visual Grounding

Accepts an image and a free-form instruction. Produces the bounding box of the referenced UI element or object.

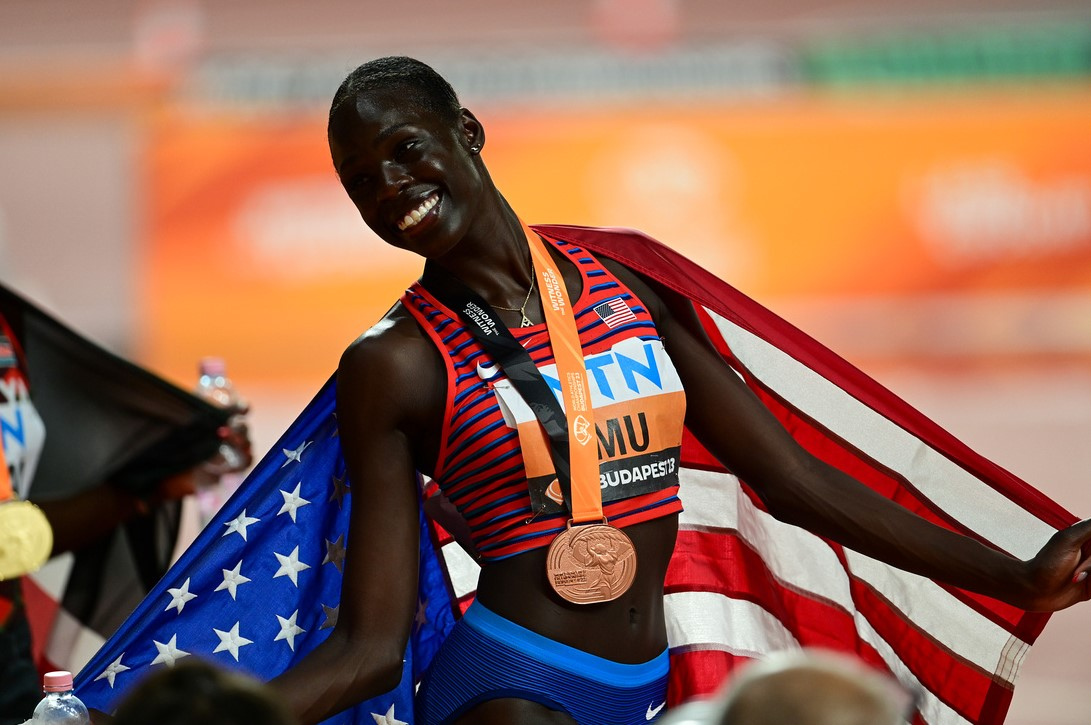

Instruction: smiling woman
[63,55,1091,725]
[227,55,1091,725]
[327,75,490,263]
[397,195,439,233]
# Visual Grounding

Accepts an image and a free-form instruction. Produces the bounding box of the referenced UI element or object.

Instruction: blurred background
[1,1,1089,722]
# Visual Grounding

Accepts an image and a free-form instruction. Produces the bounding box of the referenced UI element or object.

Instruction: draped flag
[545,225,1077,725]
[75,226,1076,725]
[73,378,458,724]
[0,282,229,675]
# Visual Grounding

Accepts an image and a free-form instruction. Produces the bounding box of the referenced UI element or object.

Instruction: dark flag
[74,226,1078,724]
[0,282,230,674]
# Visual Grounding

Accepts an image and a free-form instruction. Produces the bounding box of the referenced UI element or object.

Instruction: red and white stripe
[24,554,107,676]
[662,307,1054,724]
[421,223,1071,725]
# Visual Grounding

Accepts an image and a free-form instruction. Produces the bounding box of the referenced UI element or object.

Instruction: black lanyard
[419,262,577,515]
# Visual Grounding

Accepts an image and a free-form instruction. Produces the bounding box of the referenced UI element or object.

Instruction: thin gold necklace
[491,260,536,327]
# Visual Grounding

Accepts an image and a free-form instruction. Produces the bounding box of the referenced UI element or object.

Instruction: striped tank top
[402,233,686,561]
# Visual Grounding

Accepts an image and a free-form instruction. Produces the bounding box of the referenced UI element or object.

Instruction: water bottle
[194,356,250,523]
[31,671,90,725]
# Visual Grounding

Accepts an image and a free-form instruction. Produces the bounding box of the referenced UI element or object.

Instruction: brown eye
[394,139,420,162]
[344,173,370,192]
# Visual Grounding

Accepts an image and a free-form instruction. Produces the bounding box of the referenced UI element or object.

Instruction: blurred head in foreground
[661,649,913,725]
[110,658,297,725]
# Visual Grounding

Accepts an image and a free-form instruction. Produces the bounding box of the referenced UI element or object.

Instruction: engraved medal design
[0,500,53,581]
[546,521,637,604]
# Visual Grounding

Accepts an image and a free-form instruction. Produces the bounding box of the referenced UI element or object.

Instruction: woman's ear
[460,107,485,154]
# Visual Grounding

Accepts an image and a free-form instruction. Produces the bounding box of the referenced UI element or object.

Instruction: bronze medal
[546,521,637,604]
[0,500,53,581]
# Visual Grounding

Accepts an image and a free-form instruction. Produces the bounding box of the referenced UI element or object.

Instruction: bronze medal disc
[0,500,54,581]
[546,522,637,604]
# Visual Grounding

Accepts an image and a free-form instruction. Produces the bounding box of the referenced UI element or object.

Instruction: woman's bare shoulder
[340,301,434,373]
[337,300,445,421]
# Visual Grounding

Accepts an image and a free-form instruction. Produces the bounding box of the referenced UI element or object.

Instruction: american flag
[74,225,1076,724]
[74,379,456,724]
[539,224,1076,724]
[593,296,638,328]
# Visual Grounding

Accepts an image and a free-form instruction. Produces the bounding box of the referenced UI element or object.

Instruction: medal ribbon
[0,311,26,504]
[0,437,12,502]
[521,222,602,524]
[418,221,604,524]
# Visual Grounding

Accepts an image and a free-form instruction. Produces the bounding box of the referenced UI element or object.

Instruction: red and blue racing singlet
[402,234,686,561]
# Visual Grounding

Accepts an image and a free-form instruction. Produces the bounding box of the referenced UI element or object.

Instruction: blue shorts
[415,602,670,725]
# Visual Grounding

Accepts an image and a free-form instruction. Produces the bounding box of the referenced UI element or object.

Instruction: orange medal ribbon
[523,221,603,524]
[522,221,636,603]
[0,436,12,503]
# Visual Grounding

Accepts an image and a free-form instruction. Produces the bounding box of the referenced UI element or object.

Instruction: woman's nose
[377,162,410,197]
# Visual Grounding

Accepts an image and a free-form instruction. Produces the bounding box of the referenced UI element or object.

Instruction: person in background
[262,55,1091,724]
[0,305,251,725]
[109,659,297,725]
[659,649,912,725]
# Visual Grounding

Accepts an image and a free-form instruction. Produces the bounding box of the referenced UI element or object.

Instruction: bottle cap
[199,356,226,377]
[42,671,74,692]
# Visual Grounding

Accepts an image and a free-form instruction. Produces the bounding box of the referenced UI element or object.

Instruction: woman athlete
[268,56,1091,725]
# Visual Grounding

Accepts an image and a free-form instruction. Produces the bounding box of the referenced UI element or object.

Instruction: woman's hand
[218,409,254,473]
[1018,518,1091,611]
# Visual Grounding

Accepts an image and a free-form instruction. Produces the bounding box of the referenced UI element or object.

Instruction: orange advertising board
[139,87,1091,385]
[483,89,1091,297]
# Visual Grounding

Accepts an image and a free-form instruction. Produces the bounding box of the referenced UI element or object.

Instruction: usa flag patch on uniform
[593,297,637,328]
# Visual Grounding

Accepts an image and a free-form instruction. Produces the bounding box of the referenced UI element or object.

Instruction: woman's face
[328,88,484,259]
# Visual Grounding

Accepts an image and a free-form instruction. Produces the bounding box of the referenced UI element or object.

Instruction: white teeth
[397,195,438,231]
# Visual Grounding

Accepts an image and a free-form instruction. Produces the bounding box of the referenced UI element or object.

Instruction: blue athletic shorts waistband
[462,601,669,687]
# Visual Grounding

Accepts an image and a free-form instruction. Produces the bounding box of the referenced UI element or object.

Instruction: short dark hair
[329,56,461,133]
[110,659,297,725]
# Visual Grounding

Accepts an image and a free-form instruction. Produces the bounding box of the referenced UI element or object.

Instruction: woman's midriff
[473,513,679,664]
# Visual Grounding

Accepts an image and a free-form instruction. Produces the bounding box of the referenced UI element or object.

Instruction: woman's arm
[36,418,253,556]
[607,258,1091,612]
[269,322,439,723]
[35,482,154,555]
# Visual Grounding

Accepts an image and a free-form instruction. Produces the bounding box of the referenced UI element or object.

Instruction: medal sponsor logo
[541,267,567,315]
[545,478,564,505]
[573,414,592,446]
[462,302,499,336]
